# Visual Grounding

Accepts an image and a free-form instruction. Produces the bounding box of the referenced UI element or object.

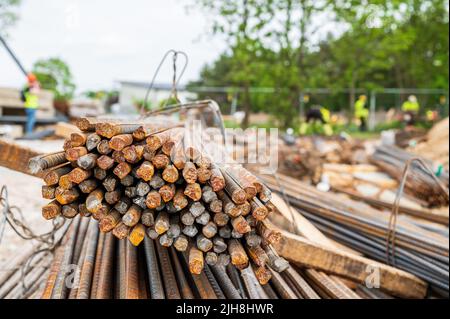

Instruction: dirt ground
[0,139,64,266]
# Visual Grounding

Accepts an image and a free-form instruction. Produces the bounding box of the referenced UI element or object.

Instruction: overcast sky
[0,0,226,93]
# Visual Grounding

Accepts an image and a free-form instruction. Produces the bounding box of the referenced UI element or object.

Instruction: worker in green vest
[300,106,333,136]
[21,73,40,134]
[401,95,420,126]
[354,95,369,131]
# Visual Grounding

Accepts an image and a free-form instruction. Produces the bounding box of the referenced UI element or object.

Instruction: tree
[0,0,21,36]
[331,0,449,108]
[192,0,273,127]
[191,0,339,128]
[191,0,449,126]
[32,57,76,101]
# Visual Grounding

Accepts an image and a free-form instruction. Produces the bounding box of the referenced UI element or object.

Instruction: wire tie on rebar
[386,158,449,266]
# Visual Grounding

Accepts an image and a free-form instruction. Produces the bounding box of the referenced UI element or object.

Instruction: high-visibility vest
[24,92,39,109]
[354,100,368,119]
[320,107,331,123]
[402,101,420,112]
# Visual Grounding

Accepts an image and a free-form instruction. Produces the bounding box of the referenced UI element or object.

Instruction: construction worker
[21,73,40,134]
[354,95,369,131]
[300,106,333,136]
[401,95,420,126]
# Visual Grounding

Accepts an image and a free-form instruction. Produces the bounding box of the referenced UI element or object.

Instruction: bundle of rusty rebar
[371,145,449,207]
[32,118,280,283]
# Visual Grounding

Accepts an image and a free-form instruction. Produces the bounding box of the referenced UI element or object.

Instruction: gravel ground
[0,139,64,266]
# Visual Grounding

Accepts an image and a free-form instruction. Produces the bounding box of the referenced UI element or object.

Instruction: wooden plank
[0,138,43,177]
[54,122,80,139]
[273,230,428,299]
[0,87,54,110]
[270,194,374,296]
[270,193,361,256]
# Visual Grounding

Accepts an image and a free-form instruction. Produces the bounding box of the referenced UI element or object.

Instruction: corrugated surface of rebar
[169,248,194,299]
[125,241,139,299]
[210,265,242,299]
[95,232,115,299]
[77,221,99,299]
[155,241,181,299]
[143,237,165,299]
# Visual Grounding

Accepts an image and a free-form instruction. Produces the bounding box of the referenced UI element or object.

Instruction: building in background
[118,81,197,112]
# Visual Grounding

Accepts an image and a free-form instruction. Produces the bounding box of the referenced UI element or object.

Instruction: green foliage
[83,90,119,100]
[132,98,152,112]
[191,0,449,128]
[158,97,180,108]
[32,57,76,101]
[0,0,21,36]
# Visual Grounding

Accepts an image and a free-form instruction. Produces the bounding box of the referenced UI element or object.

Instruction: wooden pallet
[0,87,55,118]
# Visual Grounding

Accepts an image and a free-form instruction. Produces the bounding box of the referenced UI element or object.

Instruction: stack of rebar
[32,118,280,283]
[371,144,449,207]
[1,215,398,299]
[260,173,449,298]
[0,246,52,299]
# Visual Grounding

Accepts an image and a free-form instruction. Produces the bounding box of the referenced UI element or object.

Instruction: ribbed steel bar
[95,232,115,299]
[210,265,242,299]
[89,231,105,298]
[117,239,126,299]
[280,271,304,299]
[125,241,139,299]
[305,210,449,277]
[0,253,46,299]
[268,268,297,299]
[261,282,279,299]
[240,266,268,299]
[204,265,226,299]
[40,245,65,299]
[68,222,90,299]
[284,267,320,299]
[137,250,149,299]
[155,242,181,299]
[304,269,356,299]
[5,257,49,299]
[0,245,38,287]
[226,263,248,299]
[314,221,449,291]
[182,250,218,299]
[169,247,194,299]
[51,217,81,299]
[76,221,99,299]
[305,209,449,291]
[71,217,91,265]
[143,237,165,299]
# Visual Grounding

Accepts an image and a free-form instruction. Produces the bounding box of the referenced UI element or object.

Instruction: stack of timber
[371,144,449,207]
[260,173,447,298]
[278,136,366,184]
[410,117,449,168]
[0,87,54,118]
[322,163,449,226]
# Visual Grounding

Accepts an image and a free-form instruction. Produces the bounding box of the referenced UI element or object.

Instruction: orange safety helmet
[27,73,37,84]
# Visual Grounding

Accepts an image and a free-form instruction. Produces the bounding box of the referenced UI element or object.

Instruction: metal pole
[230,92,238,115]
[0,34,28,77]
[369,91,376,130]
[299,92,304,123]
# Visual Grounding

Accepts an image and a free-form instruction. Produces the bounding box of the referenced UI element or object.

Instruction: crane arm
[0,34,29,77]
